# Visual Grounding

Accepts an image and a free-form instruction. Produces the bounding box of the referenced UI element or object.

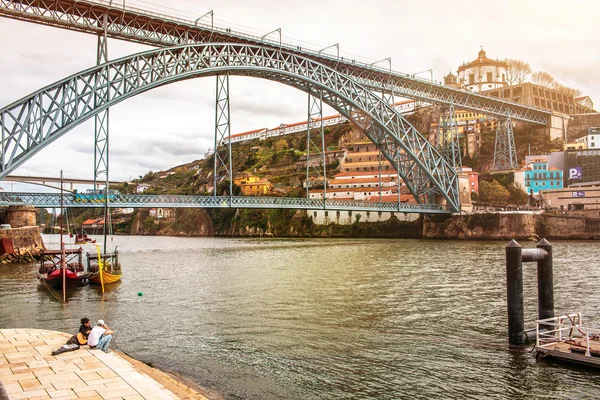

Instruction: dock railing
[536,313,600,357]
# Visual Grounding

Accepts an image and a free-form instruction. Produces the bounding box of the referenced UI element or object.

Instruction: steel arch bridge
[0,43,459,212]
[0,0,551,125]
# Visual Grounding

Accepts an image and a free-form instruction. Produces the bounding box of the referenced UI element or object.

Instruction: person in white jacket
[87,319,114,353]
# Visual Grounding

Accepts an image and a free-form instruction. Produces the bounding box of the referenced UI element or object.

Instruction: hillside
[59,114,552,237]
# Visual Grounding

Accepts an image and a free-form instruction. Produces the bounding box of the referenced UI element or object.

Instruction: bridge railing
[0,192,452,213]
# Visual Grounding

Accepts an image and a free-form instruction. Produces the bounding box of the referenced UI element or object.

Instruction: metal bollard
[537,239,554,321]
[505,238,554,345]
[506,239,524,345]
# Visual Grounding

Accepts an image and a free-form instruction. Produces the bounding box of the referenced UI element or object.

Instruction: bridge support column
[378,90,394,203]
[439,103,462,172]
[214,74,233,199]
[94,13,110,189]
[306,89,326,203]
[492,117,518,171]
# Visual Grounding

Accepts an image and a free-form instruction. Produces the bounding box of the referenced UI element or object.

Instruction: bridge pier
[439,103,462,172]
[492,117,518,171]
[306,89,327,199]
[214,74,233,197]
[94,12,110,188]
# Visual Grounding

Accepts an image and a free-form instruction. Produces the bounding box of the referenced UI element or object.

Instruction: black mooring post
[536,238,554,321]
[506,239,525,345]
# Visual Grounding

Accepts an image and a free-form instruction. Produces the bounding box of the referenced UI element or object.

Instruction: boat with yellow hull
[88,269,121,284]
[87,245,122,287]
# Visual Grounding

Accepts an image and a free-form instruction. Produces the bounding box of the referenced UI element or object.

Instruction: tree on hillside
[504,59,531,85]
[478,180,510,206]
[273,139,289,151]
[551,82,582,97]
[508,183,528,205]
[531,71,555,88]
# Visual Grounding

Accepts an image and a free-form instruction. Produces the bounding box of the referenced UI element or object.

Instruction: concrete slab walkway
[0,329,206,400]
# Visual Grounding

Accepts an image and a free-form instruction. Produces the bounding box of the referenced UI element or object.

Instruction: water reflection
[1,236,599,399]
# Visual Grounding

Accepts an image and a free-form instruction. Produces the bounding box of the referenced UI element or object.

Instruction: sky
[0,0,598,191]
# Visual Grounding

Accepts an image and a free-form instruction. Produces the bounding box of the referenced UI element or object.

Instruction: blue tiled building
[523,159,563,194]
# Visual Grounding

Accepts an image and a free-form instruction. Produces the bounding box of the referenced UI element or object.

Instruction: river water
[1,235,599,399]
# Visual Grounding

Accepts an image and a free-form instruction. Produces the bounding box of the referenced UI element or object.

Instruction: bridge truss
[0,43,461,212]
[0,192,452,213]
[0,0,551,125]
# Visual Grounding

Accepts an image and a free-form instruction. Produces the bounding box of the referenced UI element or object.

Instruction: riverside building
[514,158,564,195]
[307,140,418,225]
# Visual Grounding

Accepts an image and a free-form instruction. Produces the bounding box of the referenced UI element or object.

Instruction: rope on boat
[39,277,64,302]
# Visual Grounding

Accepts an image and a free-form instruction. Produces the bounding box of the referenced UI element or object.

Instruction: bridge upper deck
[0,0,551,125]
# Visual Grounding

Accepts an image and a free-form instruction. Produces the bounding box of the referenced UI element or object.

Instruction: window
[487,72,492,82]
[313,212,317,217]
[336,211,340,217]
[348,211,352,217]
[502,73,505,82]
[324,211,328,217]
[469,74,475,84]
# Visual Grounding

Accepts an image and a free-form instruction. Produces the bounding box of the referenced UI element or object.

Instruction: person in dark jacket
[78,317,92,343]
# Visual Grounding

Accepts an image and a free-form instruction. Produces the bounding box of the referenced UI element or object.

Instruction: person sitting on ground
[87,319,114,353]
[77,317,92,344]
[65,317,92,346]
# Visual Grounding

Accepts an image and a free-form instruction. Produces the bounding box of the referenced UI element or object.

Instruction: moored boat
[38,248,87,289]
[87,247,122,285]
[74,230,96,245]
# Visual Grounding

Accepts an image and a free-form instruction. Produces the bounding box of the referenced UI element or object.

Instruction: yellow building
[564,142,587,151]
[234,174,272,196]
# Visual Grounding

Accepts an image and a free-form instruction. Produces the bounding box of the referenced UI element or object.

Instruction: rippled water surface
[1,235,600,399]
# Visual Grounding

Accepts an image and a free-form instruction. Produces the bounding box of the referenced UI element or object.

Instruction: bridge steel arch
[0,43,460,211]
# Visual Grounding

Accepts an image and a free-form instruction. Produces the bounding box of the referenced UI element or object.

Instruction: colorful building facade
[522,159,564,195]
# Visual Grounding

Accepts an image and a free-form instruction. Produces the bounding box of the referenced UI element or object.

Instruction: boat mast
[60,170,66,303]
[103,178,109,255]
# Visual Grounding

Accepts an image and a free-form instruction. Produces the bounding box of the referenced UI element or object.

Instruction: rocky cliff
[422,212,600,240]
[129,209,214,237]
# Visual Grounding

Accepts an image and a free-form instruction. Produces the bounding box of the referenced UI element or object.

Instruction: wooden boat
[86,180,123,290]
[86,246,122,285]
[74,230,96,245]
[38,248,87,289]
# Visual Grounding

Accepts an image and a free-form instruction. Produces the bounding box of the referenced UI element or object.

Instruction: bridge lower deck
[0,193,454,213]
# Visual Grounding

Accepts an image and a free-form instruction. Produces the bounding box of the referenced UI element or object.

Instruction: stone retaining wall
[0,226,45,262]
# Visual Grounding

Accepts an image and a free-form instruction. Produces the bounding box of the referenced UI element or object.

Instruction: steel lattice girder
[0,43,460,211]
[0,0,552,125]
[0,192,452,213]
[492,117,518,170]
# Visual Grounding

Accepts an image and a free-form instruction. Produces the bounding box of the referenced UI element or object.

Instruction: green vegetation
[478,180,510,206]
[535,217,551,238]
[477,173,528,207]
